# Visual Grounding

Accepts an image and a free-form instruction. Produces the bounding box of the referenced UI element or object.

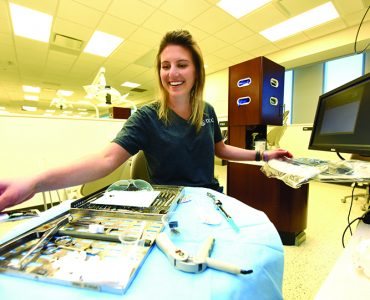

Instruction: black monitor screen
[309,72,370,155]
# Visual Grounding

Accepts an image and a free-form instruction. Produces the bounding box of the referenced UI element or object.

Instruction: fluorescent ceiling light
[217,0,272,19]
[22,106,37,112]
[22,85,41,93]
[0,106,6,110]
[121,81,141,88]
[57,90,74,97]
[260,2,339,42]
[24,95,39,101]
[9,3,52,43]
[45,109,56,113]
[84,31,124,57]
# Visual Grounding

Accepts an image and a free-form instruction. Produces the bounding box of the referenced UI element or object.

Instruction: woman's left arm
[214,140,292,162]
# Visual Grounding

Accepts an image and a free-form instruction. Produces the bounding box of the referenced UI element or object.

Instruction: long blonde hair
[156,30,205,132]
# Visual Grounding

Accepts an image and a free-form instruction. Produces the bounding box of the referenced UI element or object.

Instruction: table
[0,187,284,300]
[315,221,370,299]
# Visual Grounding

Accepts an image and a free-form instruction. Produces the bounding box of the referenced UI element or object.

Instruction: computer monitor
[309,72,370,156]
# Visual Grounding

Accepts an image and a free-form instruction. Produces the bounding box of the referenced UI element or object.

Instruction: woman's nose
[168,66,179,77]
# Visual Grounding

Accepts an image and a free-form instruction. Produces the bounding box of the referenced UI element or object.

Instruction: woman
[0,30,291,211]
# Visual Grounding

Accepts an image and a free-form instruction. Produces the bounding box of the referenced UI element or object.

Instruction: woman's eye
[178,63,187,68]
[162,65,170,70]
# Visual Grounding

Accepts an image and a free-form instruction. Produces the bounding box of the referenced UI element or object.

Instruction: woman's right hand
[0,178,36,212]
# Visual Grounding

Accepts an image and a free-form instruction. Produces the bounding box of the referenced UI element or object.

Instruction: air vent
[50,33,84,55]
[53,33,83,50]
[131,88,147,93]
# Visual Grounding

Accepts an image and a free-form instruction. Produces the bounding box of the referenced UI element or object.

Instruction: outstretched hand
[0,178,36,212]
[264,149,293,161]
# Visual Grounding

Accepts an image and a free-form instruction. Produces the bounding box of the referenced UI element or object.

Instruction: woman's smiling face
[159,44,196,100]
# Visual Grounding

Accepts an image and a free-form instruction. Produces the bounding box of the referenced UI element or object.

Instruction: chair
[267,111,289,149]
[130,150,151,182]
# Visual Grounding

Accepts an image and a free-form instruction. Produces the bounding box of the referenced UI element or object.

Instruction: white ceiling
[0,0,369,117]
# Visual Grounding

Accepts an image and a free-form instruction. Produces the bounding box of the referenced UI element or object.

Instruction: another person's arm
[0,143,131,211]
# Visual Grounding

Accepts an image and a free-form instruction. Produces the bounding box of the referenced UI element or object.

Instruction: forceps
[0,214,71,270]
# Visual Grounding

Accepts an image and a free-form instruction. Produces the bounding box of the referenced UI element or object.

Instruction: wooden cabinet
[227,162,308,245]
[228,56,285,127]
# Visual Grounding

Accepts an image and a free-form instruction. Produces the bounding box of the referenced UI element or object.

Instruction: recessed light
[22,106,37,112]
[22,85,41,93]
[121,82,141,88]
[217,0,272,19]
[9,3,52,43]
[84,31,124,57]
[260,2,339,42]
[57,90,74,97]
[24,95,39,101]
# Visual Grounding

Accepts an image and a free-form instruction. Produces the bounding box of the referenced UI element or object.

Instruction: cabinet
[227,56,308,245]
[227,162,308,245]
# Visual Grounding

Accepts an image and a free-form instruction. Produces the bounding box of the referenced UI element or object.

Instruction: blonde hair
[156,29,205,132]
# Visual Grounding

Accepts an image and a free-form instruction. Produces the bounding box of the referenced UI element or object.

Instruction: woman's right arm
[0,142,131,211]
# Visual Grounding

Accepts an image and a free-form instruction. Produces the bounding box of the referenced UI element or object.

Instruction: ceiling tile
[198,35,228,55]
[141,10,186,34]
[118,40,150,56]
[279,0,329,16]
[239,3,287,32]
[213,45,244,60]
[304,19,347,39]
[53,18,93,42]
[98,14,138,38]
[116,64,149,81]
[234,34,270,52]
[108,0,155,25]
[127,28,162,47]
[191,7,235,34]
[0,1,12,34]
[342,8,370,26]
[141,0,166,8]
[332,0,365,15]
[10,0,58,14]
[273,32,310,49]
[72,0,112,12]
[249,43,281,57]
[214,22,254,44]
[160,0,210,22]
[57,0,103,29]
[44,50,77,74]
[203,54,223,66]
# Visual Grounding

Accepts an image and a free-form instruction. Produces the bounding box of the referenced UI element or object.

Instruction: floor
[214,164,367,300]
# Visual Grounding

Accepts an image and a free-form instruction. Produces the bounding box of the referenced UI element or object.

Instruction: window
[323,53,364,93]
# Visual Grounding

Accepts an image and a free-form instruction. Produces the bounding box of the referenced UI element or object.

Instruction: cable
[342,217,362,248]
[354,5,370,54]
[336,152,345,160]
[347,183,357,235]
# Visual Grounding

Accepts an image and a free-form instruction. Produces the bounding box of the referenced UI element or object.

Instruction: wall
[0,115,125,210]
[292,63,324,123]
[204,68,229,117]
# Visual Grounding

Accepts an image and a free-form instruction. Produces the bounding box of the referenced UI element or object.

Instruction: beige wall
[0,115,125,209]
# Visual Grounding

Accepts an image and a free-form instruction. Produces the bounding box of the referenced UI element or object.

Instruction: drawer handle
[237,77,252,87]
[237,97,251,106]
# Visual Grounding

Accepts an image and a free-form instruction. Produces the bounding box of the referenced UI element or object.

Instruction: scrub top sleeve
[112,109,149,155]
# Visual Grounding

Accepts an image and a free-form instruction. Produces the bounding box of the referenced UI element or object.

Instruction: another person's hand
[0,178,36,212]
[263,149,293,161]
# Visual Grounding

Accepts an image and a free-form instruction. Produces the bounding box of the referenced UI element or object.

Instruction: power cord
[354,5,370,54]
[342,208,370,248]
[347,182,357,235]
